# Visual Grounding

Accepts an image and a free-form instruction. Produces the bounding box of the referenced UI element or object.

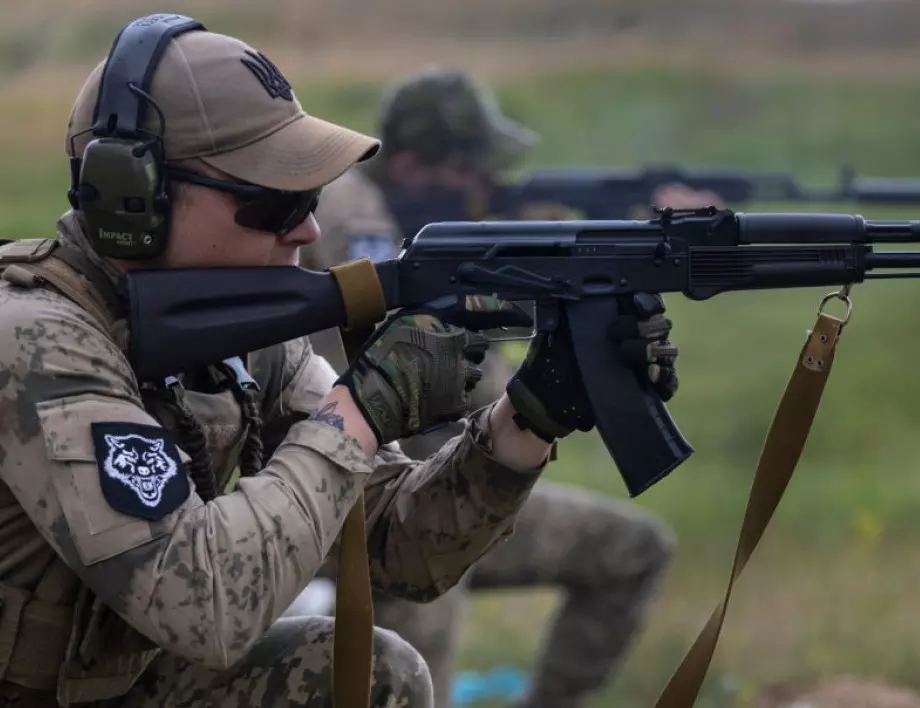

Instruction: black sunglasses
[166,165,322,235]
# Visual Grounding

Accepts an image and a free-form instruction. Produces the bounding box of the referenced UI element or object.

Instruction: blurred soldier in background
[298,67,712,708]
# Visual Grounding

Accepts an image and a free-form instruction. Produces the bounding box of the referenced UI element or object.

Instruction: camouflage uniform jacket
[0,210,544,705]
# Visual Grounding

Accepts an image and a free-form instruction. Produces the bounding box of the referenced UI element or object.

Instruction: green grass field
[8,54,920,706]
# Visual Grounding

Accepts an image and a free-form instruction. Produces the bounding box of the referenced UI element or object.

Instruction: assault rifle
[123,207,920,496]
[383,164,920,237]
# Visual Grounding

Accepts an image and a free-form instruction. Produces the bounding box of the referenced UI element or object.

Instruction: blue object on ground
[451,667,529,706]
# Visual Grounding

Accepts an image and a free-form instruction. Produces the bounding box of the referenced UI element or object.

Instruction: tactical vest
[0,238,279,707]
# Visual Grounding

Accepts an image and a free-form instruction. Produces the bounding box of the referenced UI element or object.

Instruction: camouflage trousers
[372,469,675,708]
[102,616,433,707]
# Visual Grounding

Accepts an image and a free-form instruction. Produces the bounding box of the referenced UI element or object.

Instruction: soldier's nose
[284,213,321,245]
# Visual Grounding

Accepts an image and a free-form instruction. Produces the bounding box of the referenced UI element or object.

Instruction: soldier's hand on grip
[336,296,531,445]
[610,292,679,402]
[505,292,680,442]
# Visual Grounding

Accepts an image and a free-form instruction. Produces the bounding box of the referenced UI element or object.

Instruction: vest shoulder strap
[0,239,120,346]
[0,238,57,264]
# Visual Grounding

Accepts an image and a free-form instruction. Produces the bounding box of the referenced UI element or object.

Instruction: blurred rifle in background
[383,164,920,236]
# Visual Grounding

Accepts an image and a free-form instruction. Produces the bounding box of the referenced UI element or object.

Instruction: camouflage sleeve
[0,287,372,671]
[271,336,546,603]
[361,408,542,602]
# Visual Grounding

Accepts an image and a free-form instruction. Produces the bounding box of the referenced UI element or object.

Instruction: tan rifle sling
[655,286,854,707]
[327,258,389,708]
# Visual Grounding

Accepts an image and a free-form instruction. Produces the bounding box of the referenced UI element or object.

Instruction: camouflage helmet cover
[377,66,539,173]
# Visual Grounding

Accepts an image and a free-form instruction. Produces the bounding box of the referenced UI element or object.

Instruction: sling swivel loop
[817,282,853,329]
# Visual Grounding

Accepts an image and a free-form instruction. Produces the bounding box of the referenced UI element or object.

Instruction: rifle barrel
[865,220,920,241]
[737,213,920,244]
[866,251,920,269]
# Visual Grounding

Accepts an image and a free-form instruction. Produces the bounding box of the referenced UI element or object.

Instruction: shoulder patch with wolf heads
[90,422,190,521]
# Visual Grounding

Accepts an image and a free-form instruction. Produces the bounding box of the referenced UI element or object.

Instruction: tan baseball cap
[66,30,380,191]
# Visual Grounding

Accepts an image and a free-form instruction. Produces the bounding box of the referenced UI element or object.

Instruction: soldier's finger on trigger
[648,341,679,362]
[462,332,490,365]
[465,366,483,391]
[638,314,672,341]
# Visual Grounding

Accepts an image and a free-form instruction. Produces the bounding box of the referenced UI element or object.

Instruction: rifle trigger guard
[816,284,853,327]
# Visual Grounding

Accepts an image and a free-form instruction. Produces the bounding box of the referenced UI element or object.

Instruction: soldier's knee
[371,626,435,708]
[592,505,676,585]
[634,512,677,573]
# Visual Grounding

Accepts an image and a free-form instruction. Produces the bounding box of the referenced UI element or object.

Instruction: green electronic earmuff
[67,14,206,260]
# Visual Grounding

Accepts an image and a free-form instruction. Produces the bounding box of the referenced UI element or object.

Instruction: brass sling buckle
[816,283,853,328]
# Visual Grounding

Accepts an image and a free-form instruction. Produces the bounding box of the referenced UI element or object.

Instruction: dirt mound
[758,676,920,708]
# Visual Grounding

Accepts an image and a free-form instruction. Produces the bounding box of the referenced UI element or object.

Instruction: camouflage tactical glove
[506,292,679,442]
[337,296,532,446]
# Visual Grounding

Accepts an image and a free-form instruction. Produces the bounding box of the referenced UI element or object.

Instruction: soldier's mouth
[139,478,158,498]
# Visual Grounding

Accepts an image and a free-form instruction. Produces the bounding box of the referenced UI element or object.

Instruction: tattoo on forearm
[312,402,345,431]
